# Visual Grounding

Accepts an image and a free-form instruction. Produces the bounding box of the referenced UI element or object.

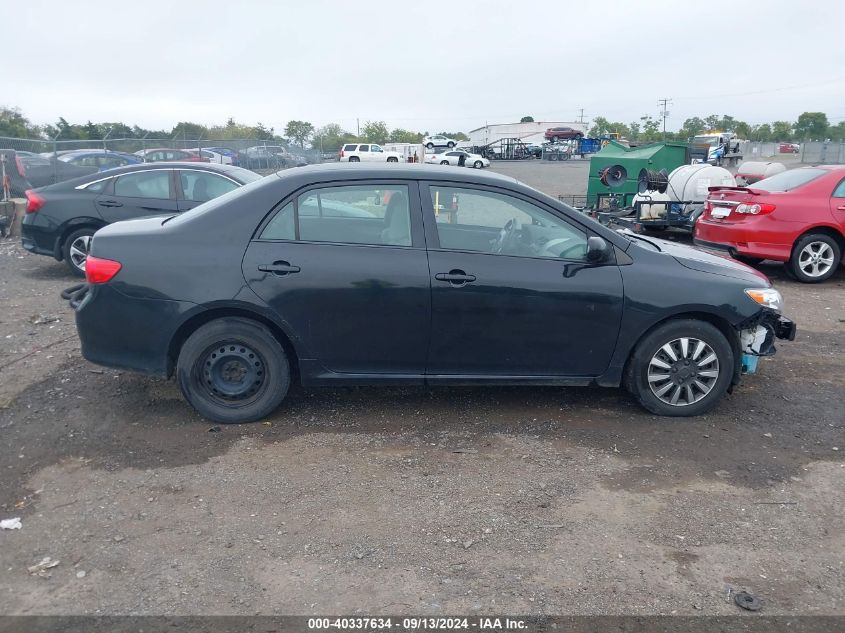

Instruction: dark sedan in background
[22,162,261,276]
[68,164,795,424]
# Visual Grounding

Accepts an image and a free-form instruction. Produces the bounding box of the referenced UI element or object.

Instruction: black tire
[440,160,449,165]
[788,233,840,283]
[387,157,398,163]
[625,319,734,417]
[575,133,583,139]
[176,317,290,424]
[473,160,483,169]
[63,228,96,278]
[348,156,360,162]
[447,142,455,148]
[426,143,434,149]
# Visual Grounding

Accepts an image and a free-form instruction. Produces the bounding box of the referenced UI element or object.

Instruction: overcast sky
[9,0,845,134]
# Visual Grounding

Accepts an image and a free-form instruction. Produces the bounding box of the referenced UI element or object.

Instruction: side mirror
[586,236,611,263]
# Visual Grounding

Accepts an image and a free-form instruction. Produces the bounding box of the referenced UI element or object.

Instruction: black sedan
[67,163,795,423]
[22,162,262,276]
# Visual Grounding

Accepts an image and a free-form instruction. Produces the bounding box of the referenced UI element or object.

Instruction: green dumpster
[586,141,691,207]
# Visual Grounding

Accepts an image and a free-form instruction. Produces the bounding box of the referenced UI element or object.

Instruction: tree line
[589,112,845,143]
[0,106,468,151]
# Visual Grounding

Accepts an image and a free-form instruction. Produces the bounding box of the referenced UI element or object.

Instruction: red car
[779,143,800,154]
[544,126,583,141]
[694,166,845,283]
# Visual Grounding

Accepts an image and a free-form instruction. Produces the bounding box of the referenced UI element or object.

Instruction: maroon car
[137,148,209,163]
[544,127,583,141]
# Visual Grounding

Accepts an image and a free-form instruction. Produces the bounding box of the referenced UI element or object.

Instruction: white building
[468,121,588,147]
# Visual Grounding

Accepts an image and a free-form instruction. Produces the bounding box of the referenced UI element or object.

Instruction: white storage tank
[666,164,736,202]
[735,161,786,186]
[631,192,671,219]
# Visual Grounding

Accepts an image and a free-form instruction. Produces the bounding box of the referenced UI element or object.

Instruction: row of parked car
[2,145,309,196]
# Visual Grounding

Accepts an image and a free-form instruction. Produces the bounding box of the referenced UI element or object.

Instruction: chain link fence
[740,140,845,164]
[0,136,324,170]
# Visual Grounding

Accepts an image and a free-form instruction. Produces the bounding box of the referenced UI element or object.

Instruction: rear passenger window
[115,171,171,199]
[260,185,411,247]
[833,179,845,198]
[358,145,370,152]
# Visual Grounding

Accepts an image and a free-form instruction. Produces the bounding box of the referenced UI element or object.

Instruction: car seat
[380,193,410,246]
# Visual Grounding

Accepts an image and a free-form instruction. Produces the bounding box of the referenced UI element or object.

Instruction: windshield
[751,168,827,192]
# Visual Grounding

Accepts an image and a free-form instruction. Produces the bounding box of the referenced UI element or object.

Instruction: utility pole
[357,118,360,138]
[658,98,672,140]
[577,108,585,123]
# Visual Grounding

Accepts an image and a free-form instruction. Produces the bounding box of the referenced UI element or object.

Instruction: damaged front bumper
[738,311,796,374]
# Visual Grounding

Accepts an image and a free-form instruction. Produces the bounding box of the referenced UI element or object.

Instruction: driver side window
[427,186,588,261]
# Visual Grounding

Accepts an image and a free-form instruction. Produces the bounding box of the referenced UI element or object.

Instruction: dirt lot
[0,165,843,615]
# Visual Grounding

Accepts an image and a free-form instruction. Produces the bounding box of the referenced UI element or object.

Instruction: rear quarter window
[343,144,357,151]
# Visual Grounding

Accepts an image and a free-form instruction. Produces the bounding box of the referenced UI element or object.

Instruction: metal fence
[740,141,845,164]
[0,136,324,167]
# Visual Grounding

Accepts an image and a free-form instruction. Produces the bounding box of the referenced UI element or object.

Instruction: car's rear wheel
[387,157,398,163]
[440,160,450,165]
[447,142,455,148]
[625,319,733,417]
[177,317,290,424]
[426,143,434,149]
[63,228,96,277]
[473,160,483,169]
[348,156,360,162]
[789,233,840,283]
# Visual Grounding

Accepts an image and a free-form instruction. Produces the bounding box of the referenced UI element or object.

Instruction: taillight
[735,203,776,215]
[340,149,345,158]
[85,256,122,284]
[25,190,45,214]
[15,155,26,177]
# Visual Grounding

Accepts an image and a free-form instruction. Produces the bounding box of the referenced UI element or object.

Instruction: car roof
[37,161,253,191]
[277,162,516,185]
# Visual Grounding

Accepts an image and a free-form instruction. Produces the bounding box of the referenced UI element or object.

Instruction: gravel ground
[0,164,843,616]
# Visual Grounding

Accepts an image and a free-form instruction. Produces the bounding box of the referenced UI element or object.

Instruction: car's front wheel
[63,228,96,277]
[348,156,360,162]
[473,160,483,169]
[177,317,290,424]
[789,233,840,283]
[426,143,434,149]
[447,142,455,148]
[625,319,734,417]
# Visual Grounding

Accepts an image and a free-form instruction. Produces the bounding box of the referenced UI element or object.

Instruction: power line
[658,98,672,139]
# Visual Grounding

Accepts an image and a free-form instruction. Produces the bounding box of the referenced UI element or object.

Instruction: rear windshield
[752,168,827,192]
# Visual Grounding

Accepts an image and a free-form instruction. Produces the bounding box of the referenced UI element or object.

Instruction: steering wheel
[494,218,520,254]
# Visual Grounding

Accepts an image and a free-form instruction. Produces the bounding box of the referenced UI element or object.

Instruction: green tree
[794,112,829,140]
[588,117,631,140]
[733,121,752,140]
[388,128,424,144]
[828,121,845,142]
[313,123,357,150]
[438,131,469,141]
[520,116,534,123]
[0,107,42,138]
[171,121,208,141]
[754,123,772,142]
[771,121,793,141]
[284,120,315,147]
[361,120,389,144]
[678,117,706,139]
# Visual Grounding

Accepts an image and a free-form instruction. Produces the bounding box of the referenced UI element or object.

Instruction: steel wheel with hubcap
[177,317,290,423]
[626,319,733,416]
[63,228,96,277]
[647,337,719,407]
[789,233,839,283]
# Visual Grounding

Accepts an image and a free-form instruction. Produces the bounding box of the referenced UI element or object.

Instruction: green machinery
[586,140,691,208]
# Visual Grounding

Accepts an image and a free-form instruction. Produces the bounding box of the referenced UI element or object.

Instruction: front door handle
[98,200,122,208]
[435,270,476,286]
[837,205,845,210]
[258,261,301,276]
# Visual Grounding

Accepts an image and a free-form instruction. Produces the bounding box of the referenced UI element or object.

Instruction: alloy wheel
[69,235,92,272]
[647,337,720,406]
[797,241,835,278]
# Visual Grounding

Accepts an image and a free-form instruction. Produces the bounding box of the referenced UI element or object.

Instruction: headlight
[745,288,783,312]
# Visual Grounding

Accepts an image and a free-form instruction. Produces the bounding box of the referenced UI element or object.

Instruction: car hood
[648,237,770,284]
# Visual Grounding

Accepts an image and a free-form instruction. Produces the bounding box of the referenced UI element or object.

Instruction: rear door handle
[837,205,845,210]
[98,200,122,208]
[258,261,301,276]
[435,270,476,285]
